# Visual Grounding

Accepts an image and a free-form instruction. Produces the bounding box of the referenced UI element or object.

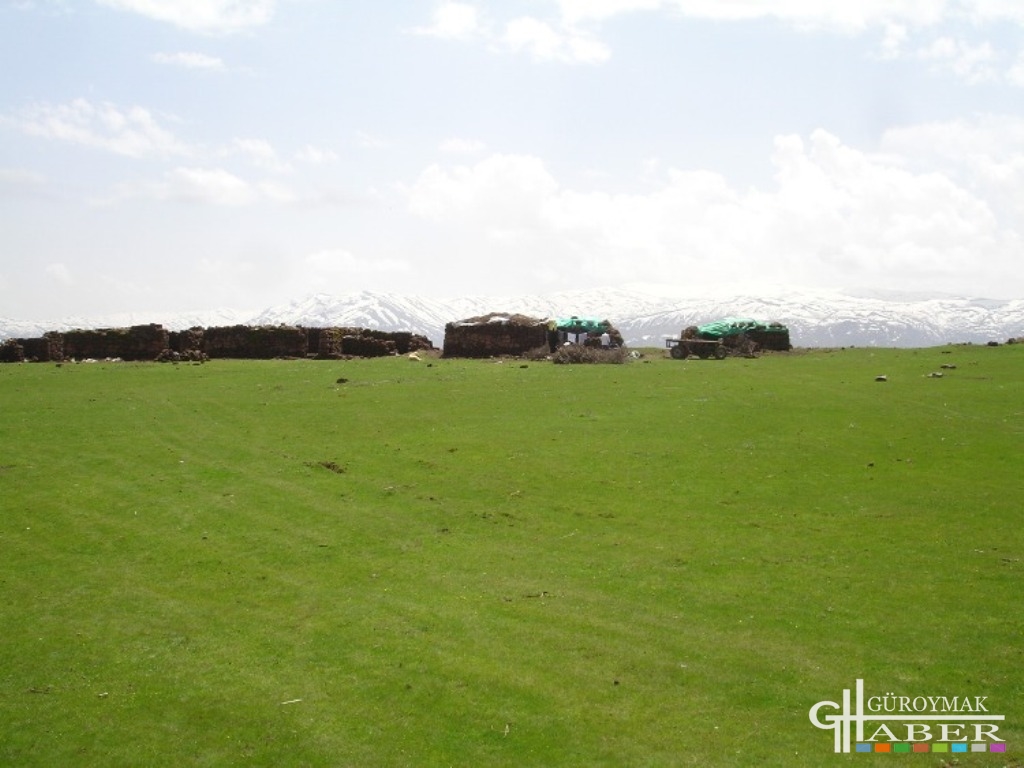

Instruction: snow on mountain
[250,291,455,341]
[248,287,680,347]
[2,288,1022,349]
[0,308,253,338]
[619,290,1024,347]
[245,287,1024,348]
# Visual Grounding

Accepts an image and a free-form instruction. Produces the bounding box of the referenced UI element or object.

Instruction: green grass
[0,346,1021,766]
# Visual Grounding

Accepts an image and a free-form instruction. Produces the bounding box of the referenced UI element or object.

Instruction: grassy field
[0,345,1021,766]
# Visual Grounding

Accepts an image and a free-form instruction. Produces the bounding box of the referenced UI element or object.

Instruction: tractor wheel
[714,345,727,360]
[670,344,685,360]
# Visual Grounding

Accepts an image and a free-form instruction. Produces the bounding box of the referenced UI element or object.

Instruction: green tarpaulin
[554,317,608,333]
[697,318,787,339]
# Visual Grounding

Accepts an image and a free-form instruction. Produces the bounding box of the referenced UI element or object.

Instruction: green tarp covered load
[697,318,788,339]
[554,317,608,334]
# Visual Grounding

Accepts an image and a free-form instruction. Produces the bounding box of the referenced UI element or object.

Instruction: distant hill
[3,287,1022,349]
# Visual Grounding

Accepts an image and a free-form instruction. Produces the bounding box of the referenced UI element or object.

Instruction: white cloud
[356,131,389,149]
[9,98,190,158]
[765,130,999,281]
[966,0,1024,25]
[554,0,665,26]
[556,0,951,31]
[104,166,299,206]
[198,257,255,277]
[304,248,410,276]
[409,0,1024,75]
[411,3,609,64]
[161,166,257,205]
[0,167,46,193]
[916,36,998,83]
[295,144,339,164]
[275,248,411,298]
[439,137,486,155]
[151,51,226,70]
[408,154,559,225]
[95,0,275,33]
[880,114,1024,221]
[111,167,250,205]
[411,1,484,40]
[1007,49,1024,86]
[405,130,1018,295]
[226,137,291,172]
[878,22,909,59]
[503,17,610,64]
[46,262,74,286]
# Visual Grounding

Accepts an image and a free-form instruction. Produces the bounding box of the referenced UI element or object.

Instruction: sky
[1,0,1023,322]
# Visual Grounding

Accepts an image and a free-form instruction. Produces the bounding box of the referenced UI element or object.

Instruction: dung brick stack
[340,334,396,357]
[61,324,169,361]
[201,325,308,359]
[442,313,549,358]
[3,324,436,362]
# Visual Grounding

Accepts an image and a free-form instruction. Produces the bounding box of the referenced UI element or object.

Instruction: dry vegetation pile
[551,344,630,364]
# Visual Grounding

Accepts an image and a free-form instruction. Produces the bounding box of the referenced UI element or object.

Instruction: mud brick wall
[309,327,434,358]
[5,325,436,362]
[745,329,792,351]
[169,327,205,354]
[201,325,308,359]
[0,339,24,362]
[310,328,344,358]
[340,334,396,357]
[364,331,432,354]
[18,333,63,362]
[348,328,433,355]
[443,321,548,358]
[61,324,169,361]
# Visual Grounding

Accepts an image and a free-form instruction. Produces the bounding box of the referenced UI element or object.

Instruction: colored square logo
[991,743,1007,753]
[913,743,930,753]
[951,743,968,753]
[894,743,911,753]
[855,744,872,753]
[932,743,949,752]
[971,743,988,752]
[874,744,892,753]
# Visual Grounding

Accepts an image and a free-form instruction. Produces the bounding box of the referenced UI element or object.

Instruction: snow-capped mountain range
[2,286,1022,349]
